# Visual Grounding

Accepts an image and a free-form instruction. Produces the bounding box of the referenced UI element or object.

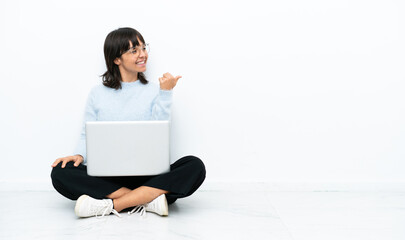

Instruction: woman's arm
[52,88,97,167]
[151,73,182,120]
[73,89,97,164]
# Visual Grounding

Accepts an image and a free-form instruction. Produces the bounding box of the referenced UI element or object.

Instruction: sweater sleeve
[74,89,97,164]
[151,89,173,120]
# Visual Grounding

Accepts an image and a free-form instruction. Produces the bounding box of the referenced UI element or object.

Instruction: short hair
[102,27,148,90]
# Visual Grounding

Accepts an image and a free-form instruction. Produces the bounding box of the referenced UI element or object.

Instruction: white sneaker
[75,195,121,218]
[128,194,169,217]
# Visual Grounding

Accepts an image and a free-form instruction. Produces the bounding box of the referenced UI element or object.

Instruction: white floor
[0,185,404,240]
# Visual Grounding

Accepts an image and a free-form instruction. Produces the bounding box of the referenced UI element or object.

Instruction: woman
[51,27,206,218]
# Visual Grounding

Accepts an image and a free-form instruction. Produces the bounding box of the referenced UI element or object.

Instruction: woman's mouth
[136,60,146,66]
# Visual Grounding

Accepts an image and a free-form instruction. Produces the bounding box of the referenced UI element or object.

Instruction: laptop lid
[86,121,170,176]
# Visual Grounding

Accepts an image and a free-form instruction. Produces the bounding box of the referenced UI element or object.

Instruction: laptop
[85,121,170,176]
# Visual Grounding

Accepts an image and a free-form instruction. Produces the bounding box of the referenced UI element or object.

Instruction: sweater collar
[121,80,141,88]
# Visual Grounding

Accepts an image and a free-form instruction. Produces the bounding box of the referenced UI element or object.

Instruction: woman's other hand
[159,72,182,90]
[52,155,84,168]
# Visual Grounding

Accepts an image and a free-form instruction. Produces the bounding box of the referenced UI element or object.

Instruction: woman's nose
[139,49,147,58]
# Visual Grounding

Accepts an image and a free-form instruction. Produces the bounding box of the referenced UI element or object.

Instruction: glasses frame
[123,43,150,56]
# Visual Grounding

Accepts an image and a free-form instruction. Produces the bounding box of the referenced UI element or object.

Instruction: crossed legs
[106,186,168,212]
[51,155,206,215]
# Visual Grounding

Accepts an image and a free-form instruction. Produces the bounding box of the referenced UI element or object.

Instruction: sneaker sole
[75,195,89,217]
[160,194,169,216]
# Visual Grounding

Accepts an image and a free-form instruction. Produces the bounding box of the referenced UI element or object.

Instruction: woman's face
[114,39,148,77]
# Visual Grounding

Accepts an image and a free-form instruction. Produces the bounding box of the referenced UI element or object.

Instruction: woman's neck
[120,71,138,83]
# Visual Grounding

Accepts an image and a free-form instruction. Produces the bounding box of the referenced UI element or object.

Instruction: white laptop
[85,121,170,176]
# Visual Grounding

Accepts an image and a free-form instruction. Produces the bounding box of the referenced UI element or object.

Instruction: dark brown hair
[102,27,148,90]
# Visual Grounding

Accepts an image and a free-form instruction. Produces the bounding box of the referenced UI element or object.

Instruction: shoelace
[128,205,147,217]
[94,199,122,218]
[110,209,122,218]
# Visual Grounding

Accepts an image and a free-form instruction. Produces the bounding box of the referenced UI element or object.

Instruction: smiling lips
[136,60,146,66]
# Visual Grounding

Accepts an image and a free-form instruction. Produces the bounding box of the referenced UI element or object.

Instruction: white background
[0,0,404,187]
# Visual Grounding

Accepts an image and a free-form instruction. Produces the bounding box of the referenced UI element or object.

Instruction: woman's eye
[131,50,137,54]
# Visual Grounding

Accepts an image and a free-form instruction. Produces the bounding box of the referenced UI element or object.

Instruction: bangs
[129,32,145,48]
[115,28,146,56]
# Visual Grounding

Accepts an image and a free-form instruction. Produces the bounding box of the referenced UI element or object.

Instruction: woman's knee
[183,155,206,178]
[51,162,73,181]
[183,156,206,195]
[50,162,80,200]
[50,162,63,182]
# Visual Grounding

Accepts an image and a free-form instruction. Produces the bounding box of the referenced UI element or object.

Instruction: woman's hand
[52,155,84,168]
[159,72,182,90]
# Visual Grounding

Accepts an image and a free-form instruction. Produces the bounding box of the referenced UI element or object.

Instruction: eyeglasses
[123,43,150,56]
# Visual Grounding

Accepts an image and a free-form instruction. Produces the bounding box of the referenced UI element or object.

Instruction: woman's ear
[114,57,121,65]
